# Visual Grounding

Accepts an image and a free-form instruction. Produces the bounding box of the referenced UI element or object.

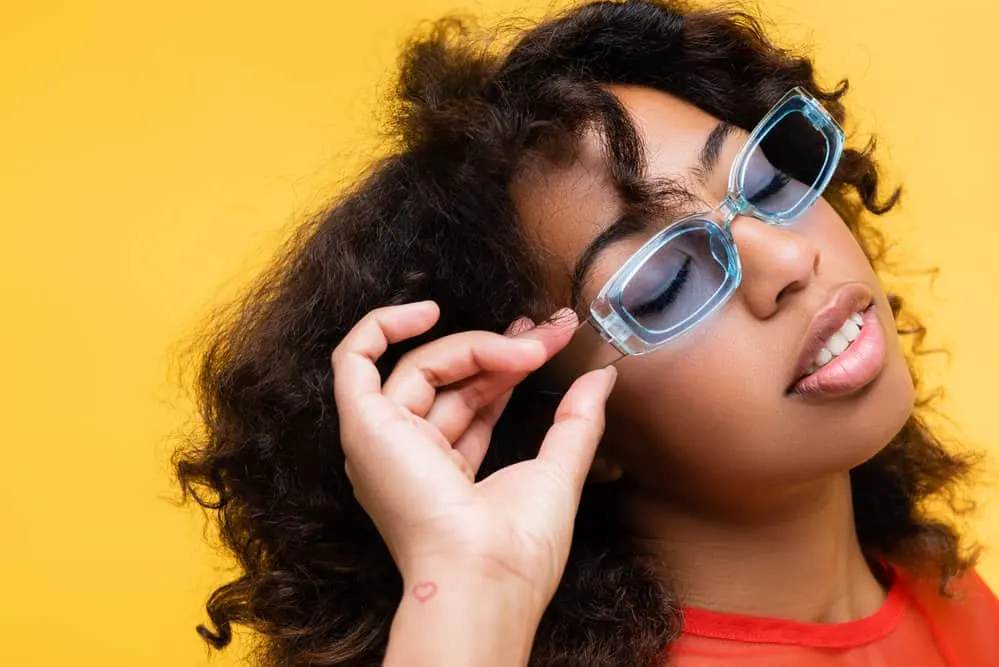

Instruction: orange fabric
[668,568,999,666]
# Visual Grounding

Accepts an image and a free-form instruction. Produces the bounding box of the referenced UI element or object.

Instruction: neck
[618,472,887,623]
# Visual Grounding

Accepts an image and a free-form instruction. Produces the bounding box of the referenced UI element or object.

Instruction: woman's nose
[730,214,820,319]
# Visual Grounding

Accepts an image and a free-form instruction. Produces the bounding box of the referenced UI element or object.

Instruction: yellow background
[2,1,996,664]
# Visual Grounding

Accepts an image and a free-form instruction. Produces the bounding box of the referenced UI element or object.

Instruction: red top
[669,568,999,666]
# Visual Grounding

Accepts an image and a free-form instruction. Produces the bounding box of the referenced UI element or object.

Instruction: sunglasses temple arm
[579,317,628,368]
[529,315,628,398]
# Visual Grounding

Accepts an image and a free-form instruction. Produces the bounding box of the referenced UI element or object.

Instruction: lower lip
[790,306,886,398]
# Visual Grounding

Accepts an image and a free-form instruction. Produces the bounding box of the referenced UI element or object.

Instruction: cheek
[604,317,786,483]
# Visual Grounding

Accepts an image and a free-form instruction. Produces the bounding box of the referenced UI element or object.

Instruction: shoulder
[895,565,999,660]
[898,566,998,609]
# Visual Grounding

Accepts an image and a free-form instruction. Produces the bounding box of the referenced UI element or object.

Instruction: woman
[175,1,999,664]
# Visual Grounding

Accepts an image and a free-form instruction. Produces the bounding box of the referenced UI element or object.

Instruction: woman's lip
[789,283,874,385]
[789,306,886,398]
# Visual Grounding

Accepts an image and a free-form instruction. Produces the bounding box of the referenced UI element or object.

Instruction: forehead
[511,85,723,300]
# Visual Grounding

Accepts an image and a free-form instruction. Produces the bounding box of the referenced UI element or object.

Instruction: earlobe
[587,454,624,483]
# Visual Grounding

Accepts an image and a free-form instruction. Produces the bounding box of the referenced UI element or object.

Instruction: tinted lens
[738,109,830,218]
[620,225,731,334]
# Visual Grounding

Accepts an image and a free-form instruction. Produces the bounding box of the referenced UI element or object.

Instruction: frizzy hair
[173,1,977,665]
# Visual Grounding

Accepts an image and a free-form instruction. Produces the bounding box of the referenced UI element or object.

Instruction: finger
[383,332,546,417]
[332,301,441,452]
[511,308,578,358]
[450,387,514,476]
[421,371,509,442]
[536,366,617,496]
[331,300,440,399]
[421,309,580,440]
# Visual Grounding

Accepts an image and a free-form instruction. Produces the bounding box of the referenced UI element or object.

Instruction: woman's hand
[332,300,616,616]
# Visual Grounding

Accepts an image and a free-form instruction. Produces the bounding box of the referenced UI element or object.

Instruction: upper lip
[788,283,874,390]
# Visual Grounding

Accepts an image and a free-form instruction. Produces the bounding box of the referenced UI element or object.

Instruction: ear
[587,452,624,483]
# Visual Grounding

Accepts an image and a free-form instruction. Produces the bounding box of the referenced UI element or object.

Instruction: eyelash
[631,256,692,317]
[748,171,791,204]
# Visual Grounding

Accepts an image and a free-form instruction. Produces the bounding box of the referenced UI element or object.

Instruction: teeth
[826,332,849,356]
[841,321,860,342]
[803,310,867,377]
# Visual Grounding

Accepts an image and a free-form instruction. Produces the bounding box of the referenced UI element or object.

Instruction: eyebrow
[696,121,735,185]
[569,214,647,309]
[568,120,735,309]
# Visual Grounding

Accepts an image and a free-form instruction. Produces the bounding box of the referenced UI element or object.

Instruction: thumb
[536,366,617,496]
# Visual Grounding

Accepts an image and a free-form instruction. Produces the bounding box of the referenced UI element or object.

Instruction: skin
[333,85,917,665]
[333,302,612,667]
[516,85,913,498]
[514,85,916,618]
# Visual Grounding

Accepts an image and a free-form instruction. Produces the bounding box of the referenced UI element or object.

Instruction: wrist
[386,562,548,667]
[401,554,551,615]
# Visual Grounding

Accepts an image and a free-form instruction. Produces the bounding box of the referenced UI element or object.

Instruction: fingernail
[408,299,438,312]
[505,316,536,337]
[603,366,618,398]
[541,307,579,328]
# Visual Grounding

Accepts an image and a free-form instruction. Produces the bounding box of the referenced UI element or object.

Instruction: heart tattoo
[412,581,438,603]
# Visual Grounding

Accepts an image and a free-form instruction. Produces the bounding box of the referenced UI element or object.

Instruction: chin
[835,289,919,462]
[845,346,917,470]
[784,342,916,484]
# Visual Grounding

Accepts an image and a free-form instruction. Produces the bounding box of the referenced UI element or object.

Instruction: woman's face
[512,85,915,511]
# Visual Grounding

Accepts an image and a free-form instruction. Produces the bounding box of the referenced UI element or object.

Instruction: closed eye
[748,171,791,205]
[630,255,693,317]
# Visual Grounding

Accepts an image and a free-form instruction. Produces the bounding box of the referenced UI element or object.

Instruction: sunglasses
[585,87,845,356]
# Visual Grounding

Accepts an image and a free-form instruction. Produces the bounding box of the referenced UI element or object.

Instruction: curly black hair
[173,1,978,665]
